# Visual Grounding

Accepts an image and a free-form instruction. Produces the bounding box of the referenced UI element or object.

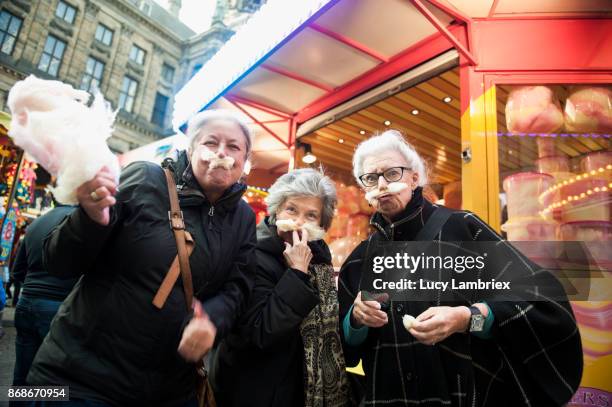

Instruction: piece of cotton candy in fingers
[402,314,416,331]
[7,75,119,204]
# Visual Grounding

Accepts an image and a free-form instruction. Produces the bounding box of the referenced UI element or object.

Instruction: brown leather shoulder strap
[152,169,194,311]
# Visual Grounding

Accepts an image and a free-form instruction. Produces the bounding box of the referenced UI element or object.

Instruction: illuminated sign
[173,0,333,132]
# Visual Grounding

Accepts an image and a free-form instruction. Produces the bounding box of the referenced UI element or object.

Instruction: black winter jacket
[27,152,257,406]
[212,218,329,407]
[338,188,582,407]
[13,205,78,301]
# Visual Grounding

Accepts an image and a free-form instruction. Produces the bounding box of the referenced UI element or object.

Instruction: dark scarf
[259,219,353,407]
[300,260,353,407]
[370,186,436,241]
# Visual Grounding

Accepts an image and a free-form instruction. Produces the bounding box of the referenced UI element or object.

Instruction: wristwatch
[468,306,485,332]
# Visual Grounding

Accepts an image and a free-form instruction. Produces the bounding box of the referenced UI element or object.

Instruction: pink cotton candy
[505,86,564,134]
[564,86,612,133]
[7,75,119,204]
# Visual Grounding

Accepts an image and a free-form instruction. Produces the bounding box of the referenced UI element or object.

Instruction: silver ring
[90,191,100,201]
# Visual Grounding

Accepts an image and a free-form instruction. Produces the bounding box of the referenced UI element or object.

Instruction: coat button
[395,304,404,313]
[406,372,414,381]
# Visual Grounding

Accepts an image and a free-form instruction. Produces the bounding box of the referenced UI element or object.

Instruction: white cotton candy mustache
[200,148,235,169]
[275,219,326,241]
[365,182,408,203]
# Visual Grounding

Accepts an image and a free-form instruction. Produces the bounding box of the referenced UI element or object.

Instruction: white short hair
[186,109,252,156]
[265,168,337,230]
[352,130,428,186]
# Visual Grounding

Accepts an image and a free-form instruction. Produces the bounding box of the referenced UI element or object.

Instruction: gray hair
[265,168,337,230]
[352,130,428,186]
[186,109,253,157]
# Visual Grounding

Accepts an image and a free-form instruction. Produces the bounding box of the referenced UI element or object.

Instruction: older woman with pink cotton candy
[20,106,257,406]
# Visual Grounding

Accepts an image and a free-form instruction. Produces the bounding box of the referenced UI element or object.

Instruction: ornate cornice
[3,0,30,16]
[116,112,165,139]
[91,40,111,58]
[102,0,187,46]
[49,17,74,38]
[126,60,144,77]
[84,0,100,17]
[120,22,134,38]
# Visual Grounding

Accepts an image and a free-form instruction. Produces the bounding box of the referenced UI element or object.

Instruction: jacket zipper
[208,206,214,230]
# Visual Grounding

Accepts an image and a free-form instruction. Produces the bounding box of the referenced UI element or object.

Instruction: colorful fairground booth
[174,0,612,403]
[0,112,45,274]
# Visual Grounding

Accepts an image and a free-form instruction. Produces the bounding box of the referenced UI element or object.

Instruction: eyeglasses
[358,167,411,187]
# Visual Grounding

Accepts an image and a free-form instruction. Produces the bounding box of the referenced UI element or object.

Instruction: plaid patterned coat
[338,189,582,407]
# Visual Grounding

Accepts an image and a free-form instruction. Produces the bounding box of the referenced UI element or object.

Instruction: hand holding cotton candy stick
[178,299,217,362]
[7,75,120,205]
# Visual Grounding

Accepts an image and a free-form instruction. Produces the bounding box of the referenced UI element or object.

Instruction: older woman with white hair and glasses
[338,130,582,407]
[27,109,257,406]
[213,168,355,407]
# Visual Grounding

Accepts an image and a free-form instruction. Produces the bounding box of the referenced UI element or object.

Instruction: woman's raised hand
[283,229,313,274]
[75,166,117,226]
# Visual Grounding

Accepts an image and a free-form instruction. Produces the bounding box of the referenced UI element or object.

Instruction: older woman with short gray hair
[338,130,582,407]
[214,168,354,407]
[28,108,258,406]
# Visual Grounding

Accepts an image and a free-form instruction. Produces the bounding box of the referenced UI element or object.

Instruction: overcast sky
[154,0,216,33]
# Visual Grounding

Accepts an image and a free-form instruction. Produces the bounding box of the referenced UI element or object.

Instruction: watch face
[470,314,485,332]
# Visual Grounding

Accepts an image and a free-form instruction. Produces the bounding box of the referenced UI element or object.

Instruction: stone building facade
[0,0,264,153]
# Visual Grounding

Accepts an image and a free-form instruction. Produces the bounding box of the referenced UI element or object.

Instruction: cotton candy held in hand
[7,75,119,204]
[402,314,416,331]
[275,219,326,241]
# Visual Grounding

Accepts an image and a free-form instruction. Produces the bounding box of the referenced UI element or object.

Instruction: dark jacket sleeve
[11,240,27,284]
[462,212,583,405]
[245,260,320,350]
[338,240,370,368]
[202,205,257,341]
[42,162,152,278]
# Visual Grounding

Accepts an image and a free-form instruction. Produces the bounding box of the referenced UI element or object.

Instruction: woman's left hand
[178,300,217,362]
[409,306,470,346]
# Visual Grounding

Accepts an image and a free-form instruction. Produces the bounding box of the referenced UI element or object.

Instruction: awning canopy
[174,0,612,175]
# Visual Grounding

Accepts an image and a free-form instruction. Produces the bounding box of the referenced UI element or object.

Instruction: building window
[161,63,175,83]
[94,24,113,46]
[38,35,66,77]
[119,76,138,113]
[55,0,77,24]
[0,11,23,56]
[140,2,152,15]
[151,92,169,127]
[80,56,105,92]
[129,44,146,65]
